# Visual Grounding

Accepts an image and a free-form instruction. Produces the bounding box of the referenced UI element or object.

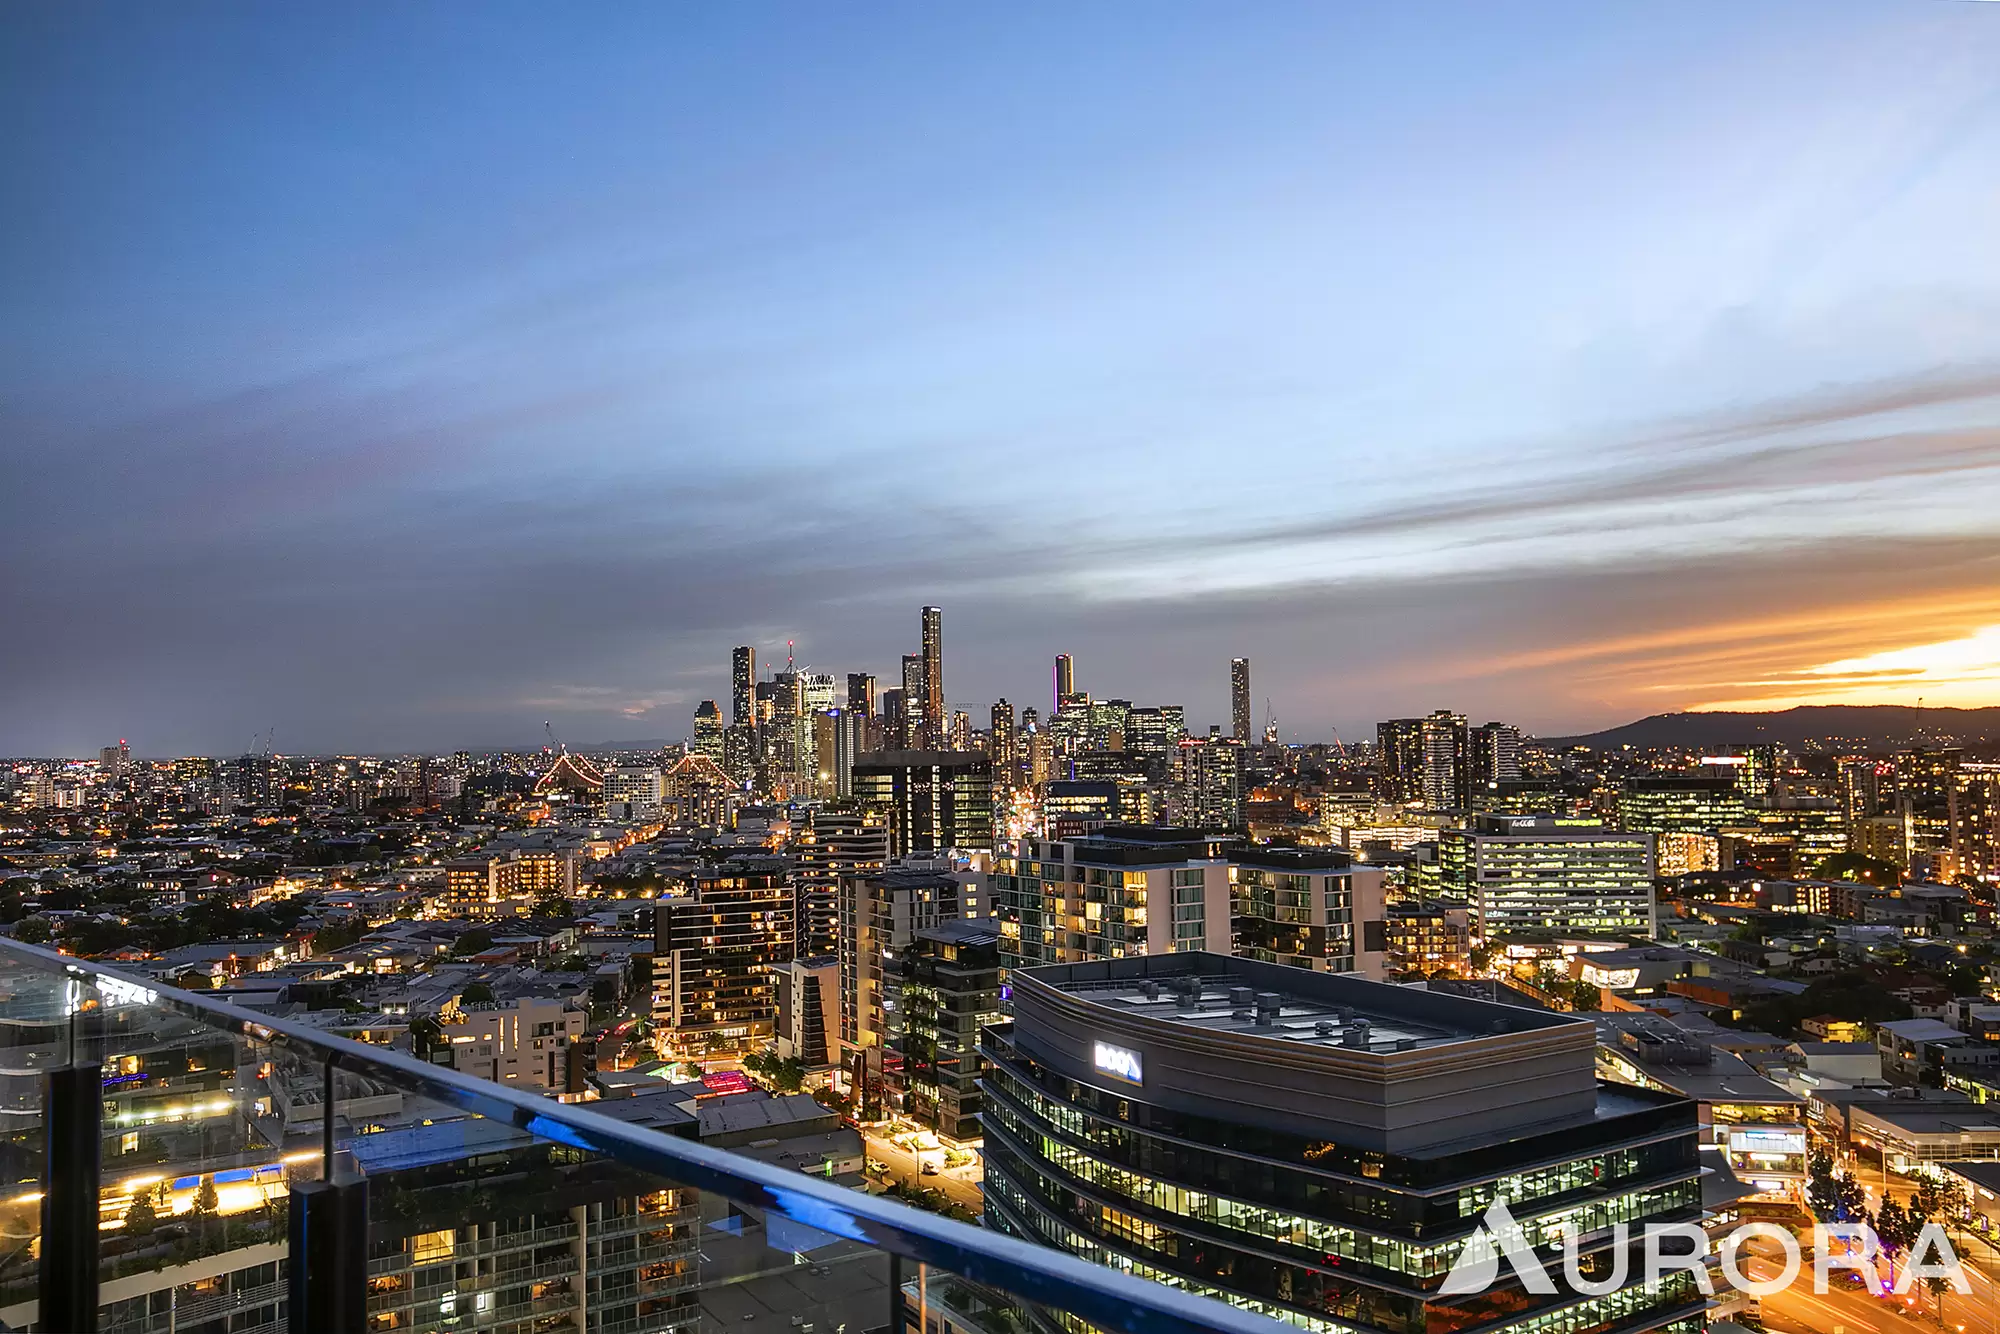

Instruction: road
[1744,1238,1998,1334]
[862,1131,984,1213]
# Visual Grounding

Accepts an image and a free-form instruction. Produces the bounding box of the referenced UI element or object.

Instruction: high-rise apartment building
[1441,814,1657,939]
[1375,717,1425,803]
[1052,653,1073,713]
[730,646,756,727]
[992,826,1235,970]
[846,672,876,718]
[1229,844,1388,977]
[921,605,945,750]
[792,808,889,955]
[983,953,1705,1334]
[1178,735,1245,831]
[773,955,839,1070]
[898,654,925,749]
[654,858,794,1056]
[1228,657,1251,742]
[990,698,1017,790]
[893,919,1003,1141]
[1419,709,1469,810]
[1950,763,2000,881]
[838,862,984,1116]
[1467,720,1521,791]
[851,750,994,856]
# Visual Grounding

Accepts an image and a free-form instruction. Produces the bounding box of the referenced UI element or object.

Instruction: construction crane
[544,720,561,755]
[1329,726,1350,759]
[1263,699,1279,746]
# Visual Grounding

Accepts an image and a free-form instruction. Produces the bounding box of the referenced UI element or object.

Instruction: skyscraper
[990,698,1017,790]
[895,653,922,748]
[846,671,876,718]
[692,700,724,762]
[1229,657,1251,742]
[921,605,944,749]
[1419,708,1468,809]
[1052,653,1073,713]
[730,645,756,727]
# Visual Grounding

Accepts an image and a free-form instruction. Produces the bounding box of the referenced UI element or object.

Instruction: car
[920,1163,940,1176]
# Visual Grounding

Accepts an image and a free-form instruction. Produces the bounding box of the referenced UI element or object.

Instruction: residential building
[653,858,794,1056]
[1228,844,1388,977]
[774,955,840,1072]
[991,826,1234,971]
[893,920,1003,1141]
[1229,658,1251,742]
[432,995,588,1091]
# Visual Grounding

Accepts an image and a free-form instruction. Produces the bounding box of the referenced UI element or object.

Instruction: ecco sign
[1093,1041,1144,1085]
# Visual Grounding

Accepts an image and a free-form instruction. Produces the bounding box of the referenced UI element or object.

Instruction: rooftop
[1027,952,1574,1055]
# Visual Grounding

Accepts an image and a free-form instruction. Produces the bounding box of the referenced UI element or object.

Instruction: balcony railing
[0,936,1284,1334]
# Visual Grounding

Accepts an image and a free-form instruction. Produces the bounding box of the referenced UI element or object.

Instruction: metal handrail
[1,937,1283,1334]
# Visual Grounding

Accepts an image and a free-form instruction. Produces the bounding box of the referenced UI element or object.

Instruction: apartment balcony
[0,937,1283,1334]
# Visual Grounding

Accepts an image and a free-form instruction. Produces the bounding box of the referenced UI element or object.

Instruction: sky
[5,2,2000,756]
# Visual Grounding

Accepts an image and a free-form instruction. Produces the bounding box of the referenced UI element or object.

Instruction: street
[861,1129,984,1214]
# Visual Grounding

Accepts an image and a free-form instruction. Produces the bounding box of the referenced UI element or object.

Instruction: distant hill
[1547,705,2000,752]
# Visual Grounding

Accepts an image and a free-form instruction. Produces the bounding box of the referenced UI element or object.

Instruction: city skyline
[7,3,2000,755]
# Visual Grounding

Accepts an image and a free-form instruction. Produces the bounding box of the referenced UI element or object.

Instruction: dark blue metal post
[42,1061,103,1334]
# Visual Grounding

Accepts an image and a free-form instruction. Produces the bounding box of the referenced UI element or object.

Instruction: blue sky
[5,2,2000,755]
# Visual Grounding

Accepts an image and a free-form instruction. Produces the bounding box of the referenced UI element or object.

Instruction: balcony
[0,936,1283,1334]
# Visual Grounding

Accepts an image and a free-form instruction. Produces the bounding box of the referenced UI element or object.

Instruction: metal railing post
[288,1056,368,1334]
[42,1060,103,1334]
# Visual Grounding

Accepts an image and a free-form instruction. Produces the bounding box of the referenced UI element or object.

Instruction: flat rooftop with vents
[1004,952,1653,1153]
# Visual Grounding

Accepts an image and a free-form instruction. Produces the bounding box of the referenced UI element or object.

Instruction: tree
[192,1176,219,1218]
[1467,945,1498,975]
[1568,980,1602,1013]
[1875,1197,1917,1288]
[1814,852,1904,888]
[452,928,494,957]
[13,915,53,945]
[123,1192,159,1237]
[460,981,494,1005]
[531,894,570,920]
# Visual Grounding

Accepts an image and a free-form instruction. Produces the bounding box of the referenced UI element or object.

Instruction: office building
[692,700,725,764]
[851,750,994,856]
[1123,705,1185,765]
[992,826,1234,970]
[921,605,945,750]
[731,646,756,727]
[1617,776,1749,837]
[846,672,876,718]
[1383,905,1473,976]
[1441,814,1657,940]
[1052,653,1073,713]
[654,858,794,1056]
[983,953,1705,1334]
[893,920,1003,1141]
[1228,844,1388,977]
[1229,657,1251,742]
[443,854,526,918]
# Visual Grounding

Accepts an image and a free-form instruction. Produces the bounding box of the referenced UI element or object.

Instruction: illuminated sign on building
[1092,1041,1143,1085]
